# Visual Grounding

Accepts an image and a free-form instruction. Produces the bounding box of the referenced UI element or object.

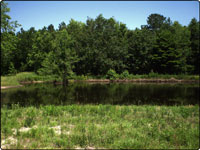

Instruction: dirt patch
[113,78,198,83]
[19,126,37,132]
[86,146,96,149]
[50,126,61,135]
[74,78,198,83]
[19,127,33,132]
[1,136,18,149]
[75,146,106,149]
[50,125,72,135]
[95,124,102,128]
[12,126,37,135]
[84,79,110,82]
[75,146,83,149]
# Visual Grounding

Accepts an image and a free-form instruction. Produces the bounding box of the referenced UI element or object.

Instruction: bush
[148,71,159,78]
[67,71,76,79]
[106,69,118,80]
[120,70,130,79]
[8,62,17,75]
[75,75,87,80]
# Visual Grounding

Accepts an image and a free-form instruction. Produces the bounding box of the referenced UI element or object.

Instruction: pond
[1,82,199,107]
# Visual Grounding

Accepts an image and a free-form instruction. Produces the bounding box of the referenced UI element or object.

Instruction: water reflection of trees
[1,83,199,107]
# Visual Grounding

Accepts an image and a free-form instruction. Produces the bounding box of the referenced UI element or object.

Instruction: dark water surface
[1,82,199,107]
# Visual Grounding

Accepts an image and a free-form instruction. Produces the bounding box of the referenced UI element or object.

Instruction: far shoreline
[1,78,199,90]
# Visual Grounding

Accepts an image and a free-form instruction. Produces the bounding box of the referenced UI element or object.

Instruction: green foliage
[27,30,54,72]
[106,69,118,80]
[1,2,21,75]
[73,75,88,80]
[1,2,20,33]
[148,71,159,78]
[1,32,19,75]
[1,4,199,76]
[150,21,191,74]
[15,27,37,72]
[119,70,130,79]
[37,30,78,84]
[188,18,199,74]
[8,62,17,75]
[126,28,156,74]
[147,13,166,31]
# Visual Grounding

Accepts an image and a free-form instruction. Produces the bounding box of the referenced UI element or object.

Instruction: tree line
[1,2,199,79]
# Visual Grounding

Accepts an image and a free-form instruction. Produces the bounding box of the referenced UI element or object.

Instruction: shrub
[120,70,130,79]
[106,69,118,80]
[67,71,76,79]
[148,71,159,78]
[75,75,87,80]
[8,62,17,75]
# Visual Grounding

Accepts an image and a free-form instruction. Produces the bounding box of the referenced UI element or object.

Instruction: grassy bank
[1,72,58,86]
[1,104,199,149]
[1,72,199,86]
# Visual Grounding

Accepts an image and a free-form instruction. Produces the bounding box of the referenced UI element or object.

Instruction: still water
[1,82,199,107]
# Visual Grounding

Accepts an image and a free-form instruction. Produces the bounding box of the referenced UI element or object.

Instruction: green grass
[1,75,21,86]
[1,72,59,86]
[1,104,199,149]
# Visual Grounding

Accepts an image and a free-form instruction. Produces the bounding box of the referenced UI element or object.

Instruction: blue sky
[7,1,199,32]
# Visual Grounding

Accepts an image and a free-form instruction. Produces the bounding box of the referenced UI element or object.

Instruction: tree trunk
[62,70,68,87]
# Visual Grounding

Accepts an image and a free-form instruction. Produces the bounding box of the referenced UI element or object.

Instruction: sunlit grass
[1,104,199,149]
[1,72,58,86]
[1,75,20,86]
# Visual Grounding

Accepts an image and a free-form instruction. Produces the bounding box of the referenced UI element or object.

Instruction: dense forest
[1,2,199,78]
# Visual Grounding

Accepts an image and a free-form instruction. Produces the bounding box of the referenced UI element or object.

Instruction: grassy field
[1,72,199,86]
[1,104,199,149]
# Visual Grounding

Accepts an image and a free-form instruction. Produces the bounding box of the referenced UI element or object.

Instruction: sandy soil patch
[12,125,37,135]
[12,125,72,136]
[50,125,72,135]
[50,126,62,135]
[75,146,106,149]
[1,136,18,148]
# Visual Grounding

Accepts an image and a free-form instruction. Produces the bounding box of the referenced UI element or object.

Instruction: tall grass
[1,104,199,149]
